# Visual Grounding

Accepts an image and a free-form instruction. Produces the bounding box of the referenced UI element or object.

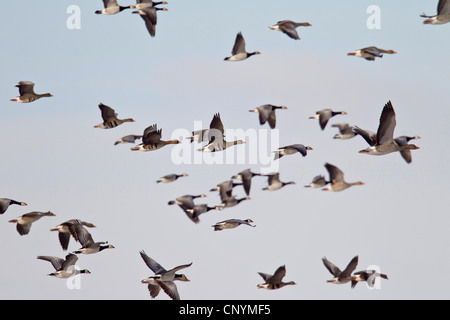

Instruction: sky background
[1,0,449,300]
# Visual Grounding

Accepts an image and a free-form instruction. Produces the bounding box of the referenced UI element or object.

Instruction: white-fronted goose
[140,250,191,300]
[132,6,167,38]
[131,124,181,151]
[37,253,91,278]
[185,204,221,222]
[231,169,261,196]
[257,265,296,290]
[322,163,364,192]
[0,198,27,214]
[94,103,135,129]
[156,173,188,183]
[351,270,389,289]
[262,173,295,191]
[114,134,143,145]
[198,113,245,152]
[274,144,312,160]
[332,123,357,140]
[249,104,287,129]
[135,0,167,9]
[224,32,261,61]
[268,20,311,40]
[322,256,359,284]
[9,211,55,236]
[10,81,52,103]
[212,219,255,231]
[50,219,96,251]
[95,0,135,14]
[421,0,450,24]
[347,47,397,61]
[70,221,114,255]
[355,101,420,158]
[304,175,329,188]
[309,109,347,130]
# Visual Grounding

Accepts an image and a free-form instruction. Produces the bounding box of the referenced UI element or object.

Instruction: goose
[70,221,114,255]
[168,194,206,222]
[421,0,450,24]
[10,81,52,103]
[355,101,420,158]
[9,211,55,236]
[95,0,135,14]
[268,20,311,40]
[322,163,364,192]
[187,129,211,143]
[231,169,261,196]
[322,256,359,284]
[210,180,243,203]
[185,204,222,222]
[249,104,287,129]
[332,123,357,140]
[309,109,347,130]
[131,124,181,151]
[224,32,261,61]
[304,175,329,188]
[347,47,397,61]
[50,219,96,251]
[212,219,255,231]
[135,0,168,9]
[257,265,296,290]
[132,6,167,38]
[274,144,313,160]
[114,134,143,145]
[0,198,27,214]
[218,195,250,209]
[37,253,91,278]
[94,103,135,129]
[140,250,191,300]
[156,173,188,183]
[262,173,295,191]
[198,113,245,152]
[351,270,389,289]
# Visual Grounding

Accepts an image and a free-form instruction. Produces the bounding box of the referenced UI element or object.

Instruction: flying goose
[156,173,188,183]
[304,175,329,188]
[10,81,53,103]
[114,134,143,145]
[212,219,255,231]
[421,0,450,24]
[187,129,211,143]
[70,221,114,254]
[0,198,27,214]
[231,169,261,196]
[140,250,191,300]
[94,103,135,129]
[224,32,261,61]
[268,20,311,40]
[50,219,96,251]
[185,204,222,222]
[274,144,313,160]
[309,109,347,130]
[132,6,167,38]
[131,124,181,151]
[347,47,397,61]
[355,101,420,158]
[9,211,55,236]
[210,180,242,202]
[168,194,206,222]
[198,113,245,152]
[257,265,296,290]
[249,104,287,129]
[218,195,250,209]
[351,270,389,289]
[322,256,359,284]
[135,0,168,9]
[322,163,364,192]
[95,0,135,14]
[37,253,91,278]
[332,123,358,140]
[262,173,295,191]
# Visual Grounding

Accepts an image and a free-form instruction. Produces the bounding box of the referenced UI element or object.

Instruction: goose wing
[139,250,166,274]
[324,163,344,183]
[98,103,117,121]
[231,32,246,55]
[16,81,36,95]
[322,257,342,277]
[376,101,396,145]
[341,256,359,278]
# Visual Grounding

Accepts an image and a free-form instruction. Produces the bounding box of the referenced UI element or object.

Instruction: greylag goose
[355,101,420,158]
[212,219,255,231]
[309,109,347,130]
[94,103,135,129]
[95,0,135,14]
[10,81,52,103]
[268,20,311,40]
[135,0,167,9]
[231,169,261,196]
[50,219,96,251]
[198,113,245,152]
[322,163,364,192]
[140,250,191,300]
[132,6,167,38]
[322,256,359,284]
[70,221,114,255]
[114,134,142,145]
[421,0,450,24]
[9,211,55,236]
[351,270,389,289]
[262,173,295,191]
[332,123,357,140]
[156,173,188,183]
[249,104,287,129]
[0,198,27,214]
[185,204,221,222]
[37,253,90,278]
[274,144,312,160]
[304,175,329,188]
[257,265,296,290]
[224,32,261,61]
[131,124,181,151]
[347,47,397,61]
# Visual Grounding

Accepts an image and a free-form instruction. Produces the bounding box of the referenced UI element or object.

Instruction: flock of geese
[3,0,448,300]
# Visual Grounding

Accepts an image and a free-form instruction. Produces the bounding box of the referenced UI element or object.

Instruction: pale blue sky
[1,0,449,300]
